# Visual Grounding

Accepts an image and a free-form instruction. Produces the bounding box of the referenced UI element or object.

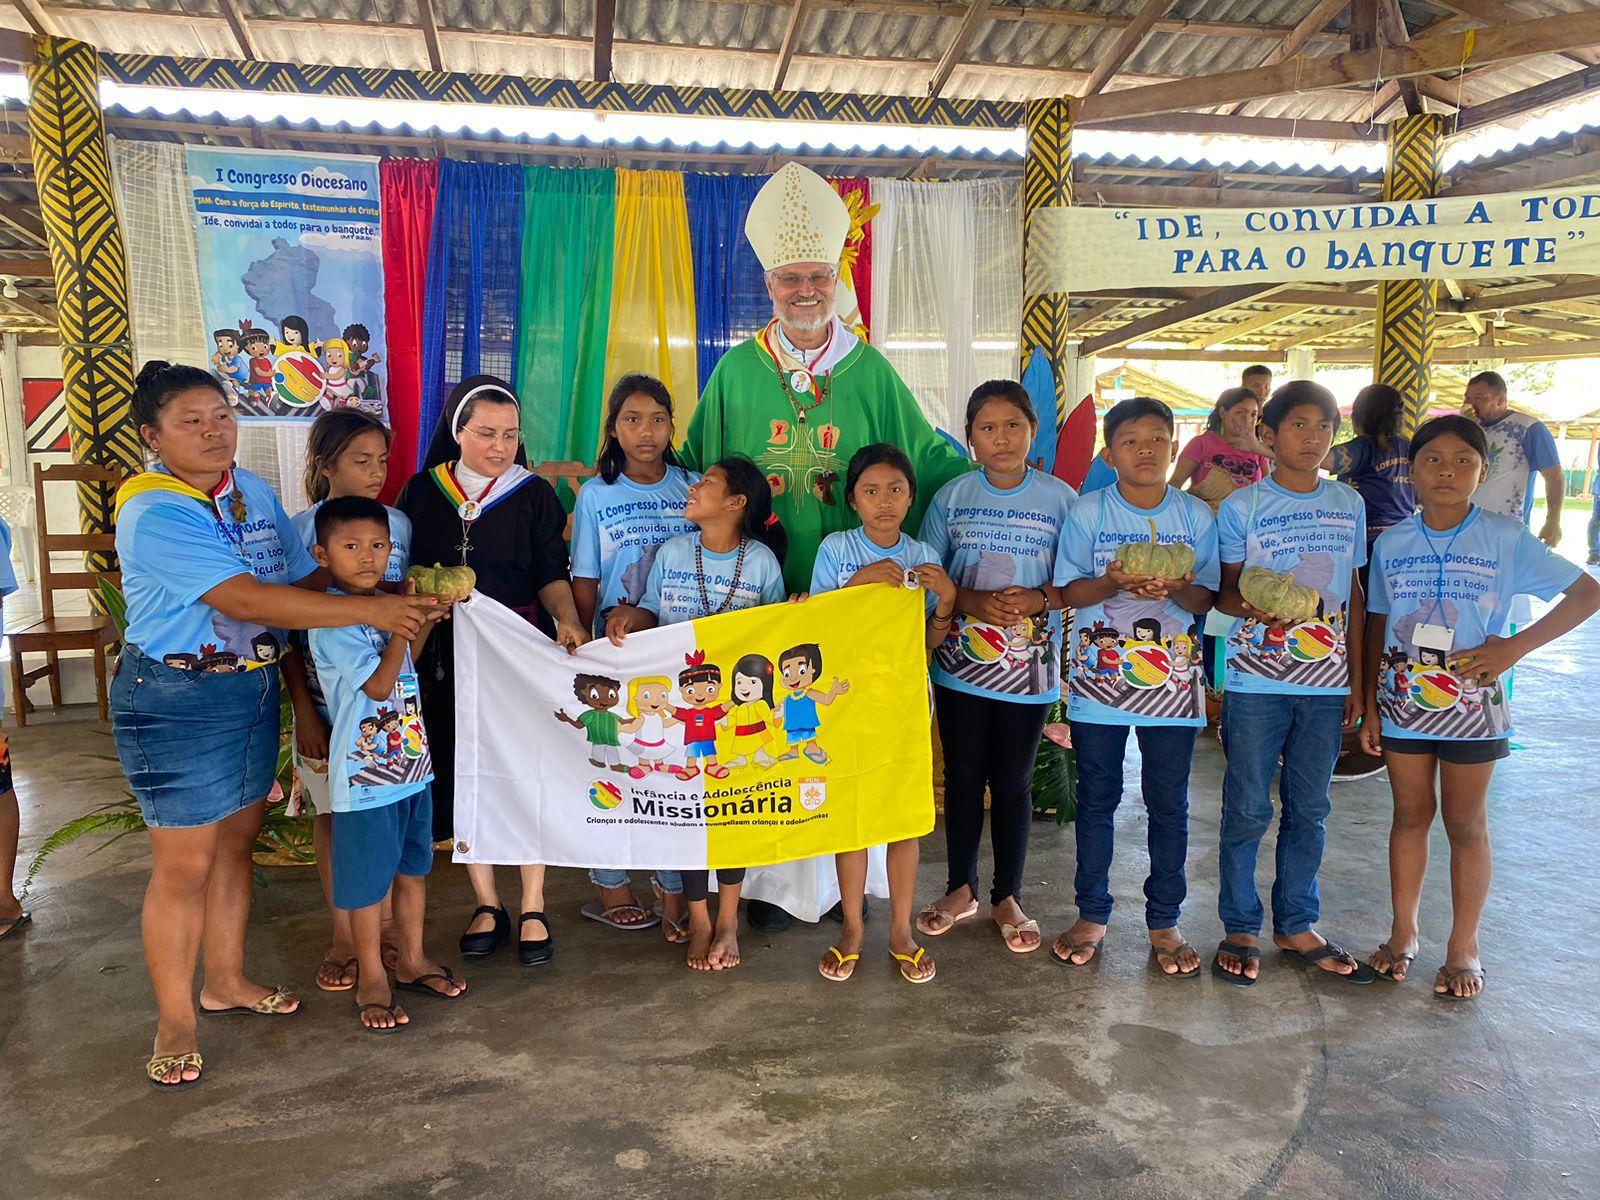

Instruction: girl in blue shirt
[570,375,697,939]
[608,456,786,972]
[916,380,1077,956]
[283,409,414,994]
[1360,416,1599,999]
[112,362,435,1090]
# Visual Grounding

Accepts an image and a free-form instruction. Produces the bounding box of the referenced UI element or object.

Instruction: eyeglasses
[772,269,836,289]
[461,426,521,447]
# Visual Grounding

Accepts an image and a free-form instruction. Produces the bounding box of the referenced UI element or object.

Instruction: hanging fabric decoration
[683,173,770,393]
[418,160,524,468]
[830,178,877,341]
[380,157,438,500]
[1022,348,1058,472]
[515,166,616,465]
[604,170,699,438]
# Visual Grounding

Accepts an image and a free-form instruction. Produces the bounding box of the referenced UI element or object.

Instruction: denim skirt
[111,645,281,829]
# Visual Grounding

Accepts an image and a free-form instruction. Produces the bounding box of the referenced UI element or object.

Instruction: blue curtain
[419,160,525,466]
[684,173,771,387]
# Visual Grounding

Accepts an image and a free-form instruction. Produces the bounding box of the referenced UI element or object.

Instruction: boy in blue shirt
[1049,399,1219,977]
[308,497,465,1030]
[1212,381,1375,987]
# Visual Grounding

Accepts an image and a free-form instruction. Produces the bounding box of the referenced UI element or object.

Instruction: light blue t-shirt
[1061,485,1220,727]
[1217,476,1367,696]
[1369,507,1580,741]
[809,528,939,615]
[570,466,698,635]
[290,501,412,717]
[308,606,434,813]
[919,468,1077,704]
[640,532,787,627]
[117,467,318,671]
[0,517,17,712]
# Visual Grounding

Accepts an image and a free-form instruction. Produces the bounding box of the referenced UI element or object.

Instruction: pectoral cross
[456,531,472,563]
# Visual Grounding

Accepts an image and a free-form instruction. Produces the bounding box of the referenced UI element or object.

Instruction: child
[608,455,787,971]
[242,326,274,398]
[308,496,463,1031]
[1047,399,1219,978]
[917,380,1077,955]
[210,329,248,400]
[808,442,957,985]
[1212,380,1372,988]
[283,409,413,994]
[0,513,24,940]
[571,374,697,936]
[1360,416,1599,999]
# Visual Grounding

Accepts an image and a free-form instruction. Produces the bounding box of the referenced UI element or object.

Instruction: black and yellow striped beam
[1373,113,1445,435]
[27,35,142,564]
[1021,96,1073,429]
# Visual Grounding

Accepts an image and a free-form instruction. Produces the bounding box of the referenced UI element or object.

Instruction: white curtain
[870,178,1023,439]
[108,138,310,508]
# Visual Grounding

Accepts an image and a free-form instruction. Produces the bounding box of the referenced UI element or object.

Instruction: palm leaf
[95,576,129,638]
[21,808,146,898]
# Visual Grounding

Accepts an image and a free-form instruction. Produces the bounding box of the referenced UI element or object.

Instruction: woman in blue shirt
[113,362,435,1090]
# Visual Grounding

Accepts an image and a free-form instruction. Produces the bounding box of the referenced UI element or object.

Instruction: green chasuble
[684,336,973,592]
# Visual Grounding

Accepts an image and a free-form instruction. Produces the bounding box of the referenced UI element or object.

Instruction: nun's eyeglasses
[461,425,521,447]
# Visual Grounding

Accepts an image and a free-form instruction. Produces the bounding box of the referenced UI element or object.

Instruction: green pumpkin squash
[1118,518,1196,580]
[1238,566,1320,621]
[405,563,477,603]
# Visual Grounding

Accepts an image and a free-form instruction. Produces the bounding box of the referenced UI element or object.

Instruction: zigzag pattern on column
[1373,114,1444,436]
[1021,97,1073,430]
[27,36,142,565]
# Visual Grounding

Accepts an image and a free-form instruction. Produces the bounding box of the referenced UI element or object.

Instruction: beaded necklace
[695,536,749,617]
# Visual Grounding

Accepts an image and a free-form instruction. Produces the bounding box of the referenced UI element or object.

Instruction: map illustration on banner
[186,147,386,423]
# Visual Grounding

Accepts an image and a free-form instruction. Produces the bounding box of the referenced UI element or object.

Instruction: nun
[397,375,588,967]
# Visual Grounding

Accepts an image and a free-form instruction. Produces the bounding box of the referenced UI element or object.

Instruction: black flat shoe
[747,898,792,933]
[824,897,870,925]
[518,910,554,967]
[459,904,510,958]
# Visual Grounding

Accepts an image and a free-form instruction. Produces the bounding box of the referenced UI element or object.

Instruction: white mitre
[745,162,850,272]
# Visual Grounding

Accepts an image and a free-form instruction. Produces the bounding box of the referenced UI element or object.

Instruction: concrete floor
[4,580,1600,1200]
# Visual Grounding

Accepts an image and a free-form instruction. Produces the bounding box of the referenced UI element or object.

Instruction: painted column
[1372,114,1446,435]
[1021,96,1073,431]
[26,36,142,570]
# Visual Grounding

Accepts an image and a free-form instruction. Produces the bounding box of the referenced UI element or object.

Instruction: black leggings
[681,869,746,903]
[934,684,1049,907]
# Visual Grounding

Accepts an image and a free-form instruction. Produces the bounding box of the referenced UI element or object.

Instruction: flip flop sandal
[819,945,860,982]
[0,911,31,941]
[803,746,829,764]
[1435,965,1485,1001]
[1371,942,1417,982]
[1280,938,1377,985]
[146,1050,204,1090]
[315,957,358,992]
[357,1001,409,1034]
[1050,933,1104,967]
[1211,940,1261,988]
[1150,943,1202,979]
[890,947,936,984]
[999,918,1042,954]
[581,899,661,931]
[915,899,978,937]
[395,965,467,999]
[200,985,300,1016]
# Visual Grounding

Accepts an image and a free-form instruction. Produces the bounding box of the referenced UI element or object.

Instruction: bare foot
[1435,961,1484,998]
[594,884,651,926]
[888,931,934,982]
[1216,934,1261,981]
[820,925,864,980]
[1052,918,1106,965]
[395,956,467,997]
[687,915,715,971]
[150,1020,200,1084]
[198,979,301,1014]
[315,952,358,991]
[1149,927,1200,975]
[1275,929,1356,975]
[708,924,741,970]
[356,979,409,1031]
[916,884,978,935]
[1370,935,1419,981]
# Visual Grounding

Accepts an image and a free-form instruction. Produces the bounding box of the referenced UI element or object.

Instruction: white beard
[775,301,830,336]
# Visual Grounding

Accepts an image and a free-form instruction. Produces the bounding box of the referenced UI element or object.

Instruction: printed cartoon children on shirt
[1072,604,1207,721]
[668,652,729,781]
[554,674,628,774]
[1230,551,1347,688]
[347,695,434,792]
[777,643,849,766]
[940,550,1060,697]
[1377,608,1509,739]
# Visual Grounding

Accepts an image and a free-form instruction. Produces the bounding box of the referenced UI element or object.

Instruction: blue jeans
[1070,721,1198,929]
[1218,691,1344,938]
[589,868,683,895]
[1587,491,1600,558]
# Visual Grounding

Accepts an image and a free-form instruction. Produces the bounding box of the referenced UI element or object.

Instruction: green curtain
[515,166,617,466]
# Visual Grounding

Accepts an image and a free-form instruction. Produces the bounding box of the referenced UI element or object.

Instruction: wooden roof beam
[1320,337,1600,362]
[1223,0,1351,117]
[1079,284,1286,355]
[1463,278,1600,312]
[1457,63,1600,129]
[593,0,616,84]
[1079,0,1176,99]
[217,0,258,61]
[1266,311,1375,351]
[1074,183,1375,209]
[771,0,813,91]
[1445,145,1600,196]
[926,2,990,99]
[0,255,53,276]
[416,0,444,72]
[1081,113,1385,142]
[1077,10,1600,123]
[1195,303,1321,349]
[9,0,54,37]
[1431,0,1600,69]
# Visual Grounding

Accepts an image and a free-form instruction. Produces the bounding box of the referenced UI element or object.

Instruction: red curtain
[830,177,874,339]
[379,158,440,502]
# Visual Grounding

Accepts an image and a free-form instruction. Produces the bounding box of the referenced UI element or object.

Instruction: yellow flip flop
[819,945,860,982]
[890,946,936,984]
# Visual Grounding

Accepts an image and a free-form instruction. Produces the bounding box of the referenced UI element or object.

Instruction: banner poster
[452,586,935,870]
[186,146,386,422]
[1028,184,1600,293]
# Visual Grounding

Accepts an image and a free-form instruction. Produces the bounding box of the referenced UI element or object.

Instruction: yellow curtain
[605,170,700,444]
